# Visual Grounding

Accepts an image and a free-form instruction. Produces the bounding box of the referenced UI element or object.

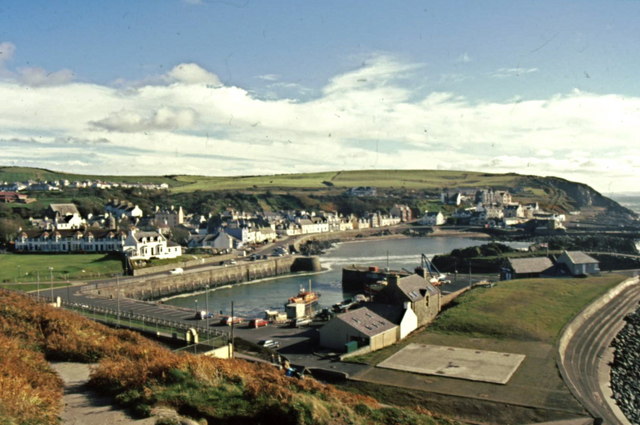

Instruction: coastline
[292,225,489,251]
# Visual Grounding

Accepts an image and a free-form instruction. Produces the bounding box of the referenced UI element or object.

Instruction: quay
[38,255,323,348]
[83,255,321,300]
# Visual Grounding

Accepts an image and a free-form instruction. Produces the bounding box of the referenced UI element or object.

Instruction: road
[560,279,640,425]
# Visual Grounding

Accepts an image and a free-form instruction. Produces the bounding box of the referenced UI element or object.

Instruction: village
[2,179,608,363]
[4,177,571,260]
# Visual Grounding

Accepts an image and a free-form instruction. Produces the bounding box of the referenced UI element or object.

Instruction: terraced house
[14,228,182,260]
[15,229,127,253]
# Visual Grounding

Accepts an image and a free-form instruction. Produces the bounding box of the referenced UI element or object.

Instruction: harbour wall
[86,256,322,301]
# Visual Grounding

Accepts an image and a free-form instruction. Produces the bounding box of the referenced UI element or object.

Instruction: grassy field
[170,169,526,193]
[0,166,180,186]
[0,253,123,283]
[0,282,71,292]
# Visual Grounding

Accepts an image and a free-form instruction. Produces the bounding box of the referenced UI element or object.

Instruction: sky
[0,1,639,193]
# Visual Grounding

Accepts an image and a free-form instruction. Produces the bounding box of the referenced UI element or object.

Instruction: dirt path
[51,362,156,425]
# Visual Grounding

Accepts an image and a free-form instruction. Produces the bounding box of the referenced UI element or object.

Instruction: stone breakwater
[611,308,640,424]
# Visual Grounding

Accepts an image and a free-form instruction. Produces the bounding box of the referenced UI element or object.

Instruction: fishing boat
[285,281,320,319]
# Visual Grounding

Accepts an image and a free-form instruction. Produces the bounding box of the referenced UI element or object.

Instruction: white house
[123,229,182,260]
[105,200,144,220]
[419,211,445,226]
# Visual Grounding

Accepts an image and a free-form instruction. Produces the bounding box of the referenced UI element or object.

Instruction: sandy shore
[292,225,489,249]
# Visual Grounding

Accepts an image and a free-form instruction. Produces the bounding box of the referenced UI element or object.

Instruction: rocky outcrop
[610,309,640,424]
[541,177,638,220]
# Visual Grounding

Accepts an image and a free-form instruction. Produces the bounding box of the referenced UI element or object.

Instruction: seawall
[86,256,322,301]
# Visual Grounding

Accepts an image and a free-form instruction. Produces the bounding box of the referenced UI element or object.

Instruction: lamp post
[195,299,198,315]
[36,271,40,302]
[205,284,210,331]
[116,276,121,327]
[17,265,21,284]
[48,267,54,302]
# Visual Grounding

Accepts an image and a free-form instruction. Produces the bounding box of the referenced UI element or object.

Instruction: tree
[169,226,190,245]
[0,218,23,246]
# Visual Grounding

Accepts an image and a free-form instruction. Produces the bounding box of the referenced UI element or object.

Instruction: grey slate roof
[336,307,397,337]
[363,303,404,324]
[508,257,554,274]
[394,274,440,302]
[563,251,599,265]
[49,203,80,216]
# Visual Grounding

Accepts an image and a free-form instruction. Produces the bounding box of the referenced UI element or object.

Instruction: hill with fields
[0,166,636,224]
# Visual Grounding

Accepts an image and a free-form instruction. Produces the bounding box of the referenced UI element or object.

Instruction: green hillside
[169,169,523,192]
[1,166,636,221]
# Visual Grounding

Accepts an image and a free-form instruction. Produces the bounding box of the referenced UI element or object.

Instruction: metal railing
[33,295,228,347]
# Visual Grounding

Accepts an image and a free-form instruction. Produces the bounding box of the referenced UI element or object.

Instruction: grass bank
[0,252,123,283]
[0,290,460,425]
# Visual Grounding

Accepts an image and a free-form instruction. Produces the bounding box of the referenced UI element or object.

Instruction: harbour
[162,236,531,318]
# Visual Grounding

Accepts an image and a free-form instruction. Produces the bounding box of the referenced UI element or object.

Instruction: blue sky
[1,1,639,192]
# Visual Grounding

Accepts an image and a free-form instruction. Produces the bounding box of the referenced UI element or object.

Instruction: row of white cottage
[14,228,182,261]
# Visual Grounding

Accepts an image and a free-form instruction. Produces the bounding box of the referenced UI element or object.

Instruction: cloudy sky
[0,1,638,193]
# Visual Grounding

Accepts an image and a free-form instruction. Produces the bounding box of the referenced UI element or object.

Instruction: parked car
[290,318,312,328]
[257,339,280,349]
[220,316,243,326]
[195,310,213,320]
[248,318,268,328]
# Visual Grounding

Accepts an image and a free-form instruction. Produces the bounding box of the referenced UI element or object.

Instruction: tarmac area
[377,343,526,384]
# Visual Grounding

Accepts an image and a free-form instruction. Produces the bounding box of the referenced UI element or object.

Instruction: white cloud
[18,67,75,86]
[0,54,638,192]
[457,53,471,63]
[257,74,280,81]
[0,42,16,65]
[491,67,539,78]
[165,63,221,85]
[91,108,198,132]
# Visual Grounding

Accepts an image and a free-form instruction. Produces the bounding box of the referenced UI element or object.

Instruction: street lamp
[205,285,210,330]
[48,267,54,302]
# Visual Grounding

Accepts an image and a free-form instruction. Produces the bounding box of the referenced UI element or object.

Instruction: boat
[285,281,320,319]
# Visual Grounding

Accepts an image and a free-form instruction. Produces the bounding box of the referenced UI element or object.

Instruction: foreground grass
[0,253,123,283]
[0,290,458,425]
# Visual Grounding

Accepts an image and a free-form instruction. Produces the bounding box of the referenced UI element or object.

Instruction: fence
[33,294,229,348]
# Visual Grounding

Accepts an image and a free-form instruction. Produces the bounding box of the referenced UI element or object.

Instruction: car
[257,339,280,349]
[195,310,213,320]
[248,318,268,328]
[169,267,184,275]
[220,316,243,326]
[290,318,312,328]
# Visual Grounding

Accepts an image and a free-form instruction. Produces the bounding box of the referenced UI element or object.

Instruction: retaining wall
[89,256,322,300]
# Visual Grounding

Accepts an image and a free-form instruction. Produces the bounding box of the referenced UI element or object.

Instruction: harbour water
[163,236,530,319]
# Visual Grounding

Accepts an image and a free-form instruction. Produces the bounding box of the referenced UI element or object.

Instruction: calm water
[163,236,529,318]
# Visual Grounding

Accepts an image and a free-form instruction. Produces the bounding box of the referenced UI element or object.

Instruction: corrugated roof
[508,257,554,274]
[336,307,397,337]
